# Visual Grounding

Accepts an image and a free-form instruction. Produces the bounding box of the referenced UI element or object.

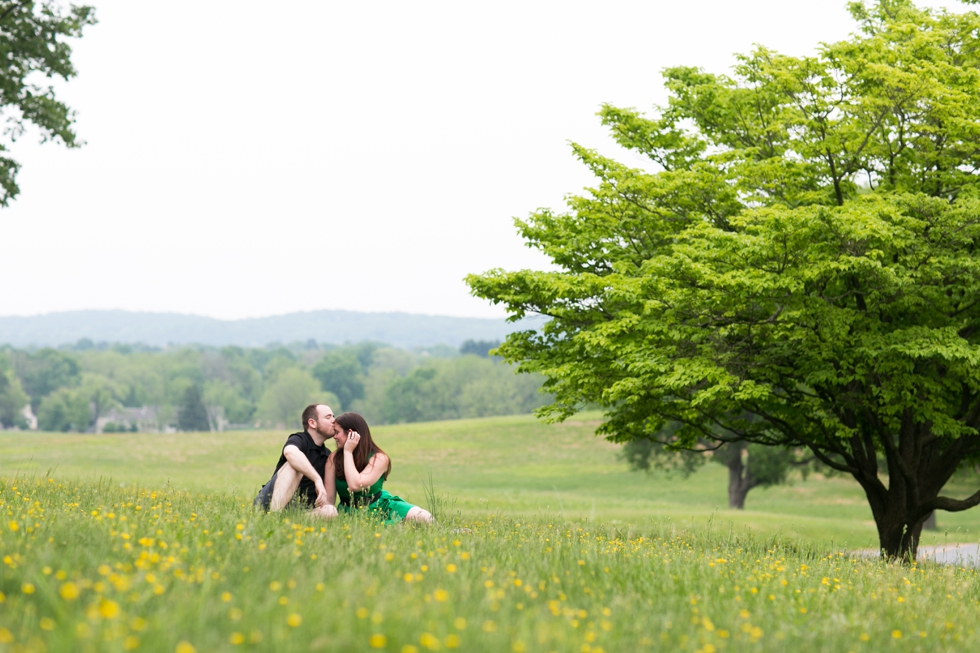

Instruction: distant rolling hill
[0,310,541,349]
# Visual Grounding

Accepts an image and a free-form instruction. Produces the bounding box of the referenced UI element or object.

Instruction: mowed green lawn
[2,413,979,551]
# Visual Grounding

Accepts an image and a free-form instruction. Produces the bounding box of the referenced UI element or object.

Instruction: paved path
[916,543,980,567]
[851,543,980,566]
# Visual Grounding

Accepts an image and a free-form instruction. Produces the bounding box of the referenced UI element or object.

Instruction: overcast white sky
[0,0,961,320]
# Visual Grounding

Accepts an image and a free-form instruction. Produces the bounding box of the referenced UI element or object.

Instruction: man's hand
[344,431,361,452]
[314,482,328,507]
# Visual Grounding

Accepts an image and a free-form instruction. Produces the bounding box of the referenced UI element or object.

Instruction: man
[254,403,339,516]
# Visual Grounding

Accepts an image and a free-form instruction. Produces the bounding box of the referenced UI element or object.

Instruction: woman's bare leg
[404,506,433,524]
[311,504,338,519]
[269,465,302,511]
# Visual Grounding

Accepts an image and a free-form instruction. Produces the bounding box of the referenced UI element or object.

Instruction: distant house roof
[99,406,158,423]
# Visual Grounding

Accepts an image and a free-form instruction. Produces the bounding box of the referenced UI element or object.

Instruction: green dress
[335,454,417,525]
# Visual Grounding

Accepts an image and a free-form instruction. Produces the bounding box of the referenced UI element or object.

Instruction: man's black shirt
[274,431,331,506]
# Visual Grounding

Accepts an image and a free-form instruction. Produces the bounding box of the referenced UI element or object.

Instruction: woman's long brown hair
[335,412,391,481]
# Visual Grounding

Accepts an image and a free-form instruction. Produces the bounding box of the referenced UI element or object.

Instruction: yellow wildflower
[60,582,80,600]
[99,599,121,619]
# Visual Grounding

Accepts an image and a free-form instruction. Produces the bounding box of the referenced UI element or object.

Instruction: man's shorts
[253,470,279,512]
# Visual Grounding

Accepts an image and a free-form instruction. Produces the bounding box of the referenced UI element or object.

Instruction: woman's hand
[344,430,361,452]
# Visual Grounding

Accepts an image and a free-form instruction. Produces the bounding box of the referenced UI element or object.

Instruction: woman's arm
[324,452,337,506]
[342,435,388,492]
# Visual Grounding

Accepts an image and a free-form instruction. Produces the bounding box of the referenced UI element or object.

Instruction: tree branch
[924,488,980,513]
[805,443,858,474]
[0,1,27,24]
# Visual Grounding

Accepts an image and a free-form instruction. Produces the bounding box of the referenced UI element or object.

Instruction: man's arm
[282,444,327,507]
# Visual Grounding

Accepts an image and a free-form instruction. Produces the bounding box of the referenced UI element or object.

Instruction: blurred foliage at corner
[0,1,97,206]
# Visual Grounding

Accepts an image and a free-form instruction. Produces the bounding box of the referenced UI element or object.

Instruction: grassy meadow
[2,413,979,550]
[2,413,980,652]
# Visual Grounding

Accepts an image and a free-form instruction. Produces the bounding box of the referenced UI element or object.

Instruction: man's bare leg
[269,465,303,511]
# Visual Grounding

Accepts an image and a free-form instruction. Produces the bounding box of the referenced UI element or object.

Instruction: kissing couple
[254,404,433,524]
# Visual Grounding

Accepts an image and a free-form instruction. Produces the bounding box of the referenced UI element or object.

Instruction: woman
[323,412,433,524]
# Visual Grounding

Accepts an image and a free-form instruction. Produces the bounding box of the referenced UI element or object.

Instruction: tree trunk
[860,484,927,561]
[836,420,980,562]
[726,445,756,509]
[859,474,940,562]
[873,515,926,561]
[923,511,937,531]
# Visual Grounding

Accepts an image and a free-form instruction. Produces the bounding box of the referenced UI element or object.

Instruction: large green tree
[0,1,96,205]
[468,0,980,559]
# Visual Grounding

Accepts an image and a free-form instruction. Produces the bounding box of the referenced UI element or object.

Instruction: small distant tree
[0,369,29,428]
[460,340,502,358]
[177,385,210,432]
[31,374,116,433]
[77,374,117,428]
[13,348,80,411]
[312,351,365,409]
[36,390,70,431]
[256,368,328,429]
[622,425,811,509]
[36,387,90,432]
[351,342,380,369]
[716,443,812,510]
[376,357,548,423]
[203,380,254,426]
[380,368,439,424]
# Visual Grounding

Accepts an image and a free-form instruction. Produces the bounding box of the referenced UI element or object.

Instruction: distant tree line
[0,339,548,433]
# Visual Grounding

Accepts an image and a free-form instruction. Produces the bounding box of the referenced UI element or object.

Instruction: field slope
[2,413,978,550]
[2,414,980,652]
